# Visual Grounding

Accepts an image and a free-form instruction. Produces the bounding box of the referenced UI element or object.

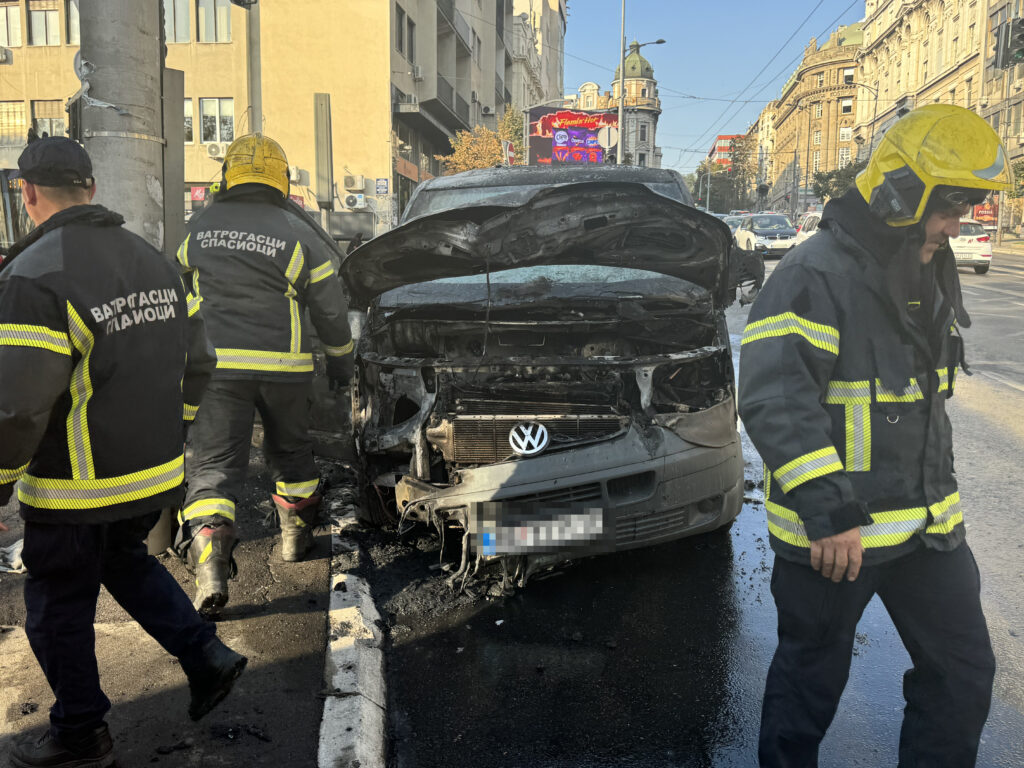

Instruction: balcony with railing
[454,9,472,52]
[437,0,454,27]
[437,74,454,110]
[456,94,470,125]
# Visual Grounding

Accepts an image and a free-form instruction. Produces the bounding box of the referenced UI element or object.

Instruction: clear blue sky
[562,0,866,175]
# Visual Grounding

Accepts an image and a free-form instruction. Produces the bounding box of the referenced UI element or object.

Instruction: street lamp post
[853,82,880,158]
[616,2,663,164]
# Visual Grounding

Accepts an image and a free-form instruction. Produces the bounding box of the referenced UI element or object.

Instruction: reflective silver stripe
[179,497,236,522]
[309,261,335,284]
[187,294,202,317]
[876,378,924,402]
[214,348,314,373]
[0,324,73,355]
[18,455,184,510]
[824,380,871,404]
[275,479,319,498]
[741,312,840,355]
[66,304,96,480]
[323,340,353,357]
[846,403,870,471]
[285,243,304,355]
[1,462,29,484]
[774,447,844,493]
[767,500,927,550]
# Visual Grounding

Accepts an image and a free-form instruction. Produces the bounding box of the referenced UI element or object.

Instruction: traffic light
[995,18,1024,69]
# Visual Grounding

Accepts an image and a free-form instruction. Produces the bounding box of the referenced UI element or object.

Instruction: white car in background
[950,219,992,275]
[733,213,798,258]
[794,211,822,245]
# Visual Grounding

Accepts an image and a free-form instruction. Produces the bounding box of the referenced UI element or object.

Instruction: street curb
[317,514,386,768]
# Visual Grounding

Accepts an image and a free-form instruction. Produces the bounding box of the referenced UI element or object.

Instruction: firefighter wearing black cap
[175,133,353,617]
[0,137,246,768]
[739,105,1010,766]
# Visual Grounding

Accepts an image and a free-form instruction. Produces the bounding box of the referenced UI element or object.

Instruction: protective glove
[326,354,353,390]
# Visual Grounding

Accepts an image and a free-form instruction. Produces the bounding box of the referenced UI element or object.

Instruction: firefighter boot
[187,524,237,618]
[185,636,248,721]
[272,493,321,562]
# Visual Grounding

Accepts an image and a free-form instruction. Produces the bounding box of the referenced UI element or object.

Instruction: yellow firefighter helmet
[856,103,1013,226]
[222,133,289,197]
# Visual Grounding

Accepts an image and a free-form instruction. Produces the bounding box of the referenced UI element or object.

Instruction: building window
[184,98,193,143]
[840,98,852,115]
[197,0,230,43]
[936,30,944,71]
[812,150,820,173]
[473,31,481,65]
[813,102,822,118]
[839,126,852,142]
[199,97,233,143]
[65,0,78,44]
[969,23,976,51]
[843,67,854,84]
[813,130,821,146]
[641,87,648,98]
[0,101,27,145]
[816,72,824,87]
[922,59,928,83]
[407,16,415,63]
[31,100,64,137]
[0,2,22,47]
[839,146,851,167]
[965,78,973,110]
[1013,102,1022,138]
[638,152,647,167]
[639,123,648,142]
[28,0,59,46]
[395,4,405,54]
[165,0,190,43]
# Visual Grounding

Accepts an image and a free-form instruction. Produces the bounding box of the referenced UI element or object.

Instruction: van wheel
[974,265,989,274]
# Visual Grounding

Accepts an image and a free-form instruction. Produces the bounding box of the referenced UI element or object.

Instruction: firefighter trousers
[22,511,216,738]
[177,378,319,551]
[759,542,994,768]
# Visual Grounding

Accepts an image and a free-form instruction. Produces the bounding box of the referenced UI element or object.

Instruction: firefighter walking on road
[0,138,246,768]
[739,105,1011,767]
[175,133,353,617]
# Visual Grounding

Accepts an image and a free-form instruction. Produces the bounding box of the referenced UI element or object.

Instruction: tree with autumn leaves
[437,108,525,175]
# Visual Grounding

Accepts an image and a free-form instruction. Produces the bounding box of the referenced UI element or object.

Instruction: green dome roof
[614,41,655,80]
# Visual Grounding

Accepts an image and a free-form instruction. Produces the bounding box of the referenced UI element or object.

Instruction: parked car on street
[340,166,755,584]
[950,218,993,274]
[794,211,822,245]
[733,213,798,258]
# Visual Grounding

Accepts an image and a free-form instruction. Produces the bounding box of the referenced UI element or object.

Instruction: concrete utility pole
[79,0,165,251]
[246,1,262,134]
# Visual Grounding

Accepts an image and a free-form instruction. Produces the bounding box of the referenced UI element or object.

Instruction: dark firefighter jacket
[737,191,967,566]
[0,205,217,523]
[177,186,352,380]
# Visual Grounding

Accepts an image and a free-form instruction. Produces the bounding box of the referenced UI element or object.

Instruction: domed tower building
[612,41,663,167]
[564,40,663,167]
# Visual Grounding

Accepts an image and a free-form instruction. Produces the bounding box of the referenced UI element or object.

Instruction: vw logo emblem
[509,422,550,457]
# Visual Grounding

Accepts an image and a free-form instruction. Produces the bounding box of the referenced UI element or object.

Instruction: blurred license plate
[471,503,608,555]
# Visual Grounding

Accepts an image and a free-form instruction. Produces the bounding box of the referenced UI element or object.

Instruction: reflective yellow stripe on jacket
[214,348,314,373]
[66,304,96,480]
[1,462,30,485]
[19,454,185,510]
[825,380,872,472]
[741,312,840,355]
[773,447,844,493]
[284,243,305,355]
[308,261,335,284]
[323,340,353,358]
[0,323,73,355]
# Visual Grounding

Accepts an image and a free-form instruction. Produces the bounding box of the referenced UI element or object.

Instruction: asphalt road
[368,250,1024,768]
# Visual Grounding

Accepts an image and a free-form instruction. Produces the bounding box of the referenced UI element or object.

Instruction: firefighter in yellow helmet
[738,104,1011,765]
[174,134,353,616]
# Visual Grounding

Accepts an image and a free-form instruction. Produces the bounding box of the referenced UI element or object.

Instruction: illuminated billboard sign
[527,108,618,166]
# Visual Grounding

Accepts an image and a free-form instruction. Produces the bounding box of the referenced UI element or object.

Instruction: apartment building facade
[767,24,863,215]
[1,1,555,239]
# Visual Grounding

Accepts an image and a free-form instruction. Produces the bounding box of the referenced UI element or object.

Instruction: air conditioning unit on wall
[343,174,365,191]
[206,142,230,159]
[344,193,367,209]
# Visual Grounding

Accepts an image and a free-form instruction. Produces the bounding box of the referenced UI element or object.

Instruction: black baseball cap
[12,137,94,188]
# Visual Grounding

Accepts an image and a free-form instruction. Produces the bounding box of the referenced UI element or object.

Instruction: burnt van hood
[340,182,732,308]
